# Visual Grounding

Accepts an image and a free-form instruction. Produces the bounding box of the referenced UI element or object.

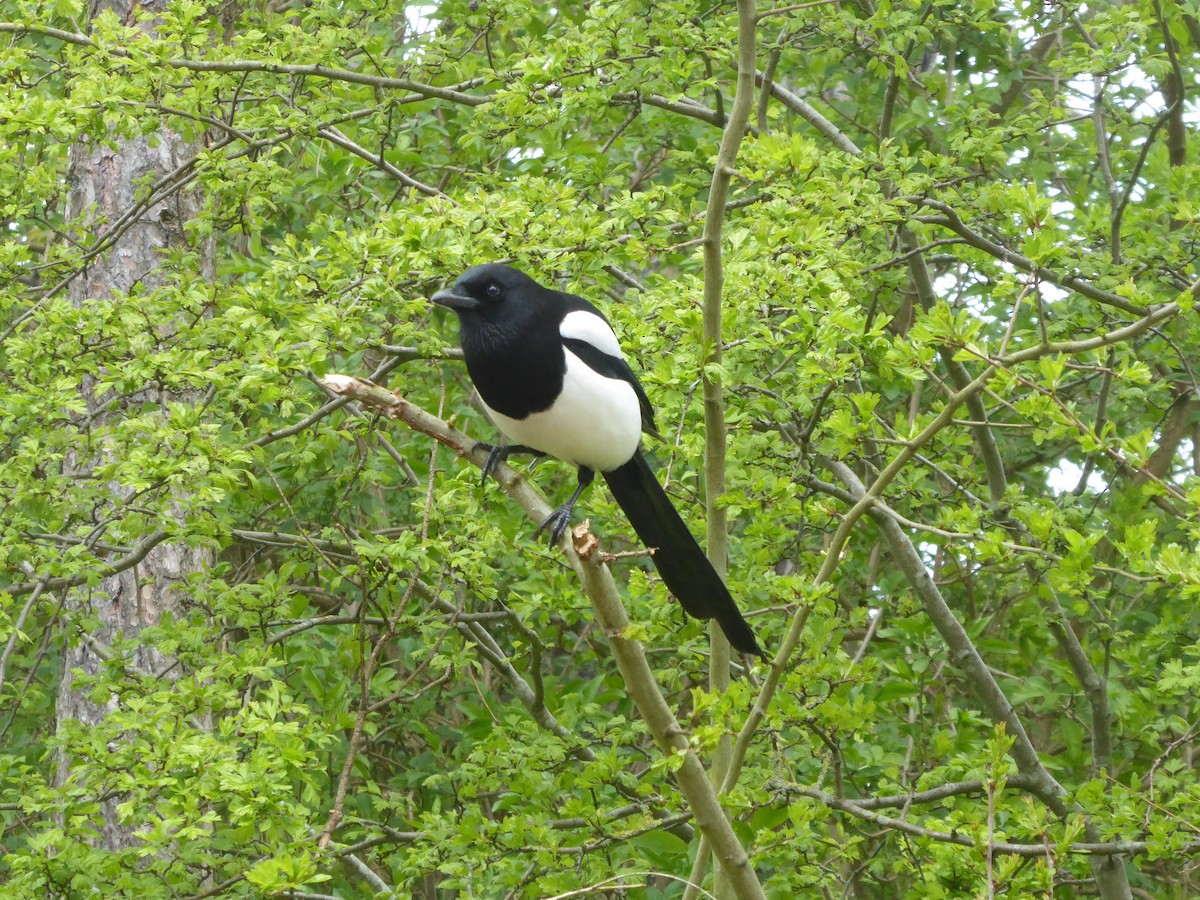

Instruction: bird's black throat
[456,306,566,421]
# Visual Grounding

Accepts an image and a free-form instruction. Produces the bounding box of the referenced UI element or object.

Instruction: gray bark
[55,1,214,851]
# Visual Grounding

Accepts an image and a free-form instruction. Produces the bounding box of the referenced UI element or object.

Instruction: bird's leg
[536,466,595,546]
[474,442,544,486]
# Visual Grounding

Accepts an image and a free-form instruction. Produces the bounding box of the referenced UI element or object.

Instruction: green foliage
[1,0,1198,896]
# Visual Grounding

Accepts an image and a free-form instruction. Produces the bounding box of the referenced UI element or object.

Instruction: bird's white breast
[483,348,642,472]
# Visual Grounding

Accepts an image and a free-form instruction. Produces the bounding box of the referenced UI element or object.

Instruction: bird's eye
[486,284,501,298]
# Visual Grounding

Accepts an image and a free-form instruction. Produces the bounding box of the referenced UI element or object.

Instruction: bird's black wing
[561,337,663,440]
[556,292,664,441]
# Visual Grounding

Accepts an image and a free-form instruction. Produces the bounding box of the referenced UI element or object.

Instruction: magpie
[431,263,764,659]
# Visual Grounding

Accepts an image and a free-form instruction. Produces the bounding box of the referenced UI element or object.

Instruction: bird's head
[430,263,539,316]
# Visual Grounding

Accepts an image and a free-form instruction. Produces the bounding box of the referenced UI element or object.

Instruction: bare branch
[317,126,455,201]
[4,530,171,597]
[915,199,1148,314]
[692,2,759,893]
[828,460,1067,810]
[790,784,1200,857]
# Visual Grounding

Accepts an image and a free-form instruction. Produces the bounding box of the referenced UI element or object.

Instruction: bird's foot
[475,442,505,486]
[536,503,574,547]
[475,443,544,487]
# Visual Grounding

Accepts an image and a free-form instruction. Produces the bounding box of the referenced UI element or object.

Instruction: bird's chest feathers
[483,350,641,471]
[461,321,564,419]
[460,314,642,471]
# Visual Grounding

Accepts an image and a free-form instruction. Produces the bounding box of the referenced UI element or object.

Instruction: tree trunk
[55,0,213,851]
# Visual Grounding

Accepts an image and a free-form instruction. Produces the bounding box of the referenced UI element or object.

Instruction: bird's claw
[536,505,572,547]
[476,442,505,486]
[476,443,546,486]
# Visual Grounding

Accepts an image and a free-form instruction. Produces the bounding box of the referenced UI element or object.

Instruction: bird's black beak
[430,286,479,311]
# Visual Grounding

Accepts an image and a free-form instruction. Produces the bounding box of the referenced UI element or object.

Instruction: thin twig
[317,126,454,201]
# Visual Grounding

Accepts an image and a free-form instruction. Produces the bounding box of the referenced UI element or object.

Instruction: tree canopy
[1,0,1198,896]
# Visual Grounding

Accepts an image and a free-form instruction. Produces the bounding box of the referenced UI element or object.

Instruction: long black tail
[602,452,764,658]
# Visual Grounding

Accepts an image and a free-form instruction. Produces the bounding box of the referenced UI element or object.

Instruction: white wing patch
[560,309,623,359]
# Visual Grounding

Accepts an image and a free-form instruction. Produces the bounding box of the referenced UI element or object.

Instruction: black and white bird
[431,263,764,658]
